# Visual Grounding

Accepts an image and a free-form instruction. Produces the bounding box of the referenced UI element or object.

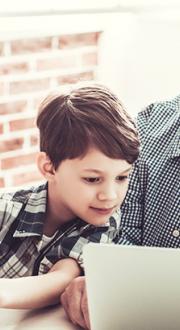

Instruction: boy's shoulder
[0,183,47,205]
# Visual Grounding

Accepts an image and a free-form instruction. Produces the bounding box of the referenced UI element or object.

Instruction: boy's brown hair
[37,84,139,169]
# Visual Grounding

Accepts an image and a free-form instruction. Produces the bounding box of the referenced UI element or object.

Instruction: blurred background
[0,0,180,189]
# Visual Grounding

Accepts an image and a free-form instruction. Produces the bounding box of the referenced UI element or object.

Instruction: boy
[0,84,139,309]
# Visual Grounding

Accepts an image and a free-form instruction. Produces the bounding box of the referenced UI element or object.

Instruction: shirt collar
[167,127,180,158]
[13,183,48,238]
[159,104,180,159]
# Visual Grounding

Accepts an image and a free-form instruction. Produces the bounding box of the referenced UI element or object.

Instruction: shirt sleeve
[117,103,152,246]
[119,157,148,246]
[60,210,121,268]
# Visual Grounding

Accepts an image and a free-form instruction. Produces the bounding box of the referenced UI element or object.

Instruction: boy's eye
[83,177,100,183]
[116,175,128,182]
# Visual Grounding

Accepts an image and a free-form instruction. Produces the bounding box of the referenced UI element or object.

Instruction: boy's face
[48,147,132,226]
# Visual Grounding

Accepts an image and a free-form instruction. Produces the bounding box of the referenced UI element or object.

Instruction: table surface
[0,305,81,330]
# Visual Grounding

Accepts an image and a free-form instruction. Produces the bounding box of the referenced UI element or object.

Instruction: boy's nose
[97,187,117,201]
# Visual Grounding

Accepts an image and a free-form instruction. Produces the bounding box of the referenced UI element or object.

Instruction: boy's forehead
[63,148,131,173]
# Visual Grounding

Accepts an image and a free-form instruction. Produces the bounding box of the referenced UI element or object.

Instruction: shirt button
[172,229,180,238]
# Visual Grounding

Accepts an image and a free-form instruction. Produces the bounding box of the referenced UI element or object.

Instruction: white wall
[97,10,180,115]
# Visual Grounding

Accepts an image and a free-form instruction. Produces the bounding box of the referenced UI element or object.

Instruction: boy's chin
[85,217,109,227]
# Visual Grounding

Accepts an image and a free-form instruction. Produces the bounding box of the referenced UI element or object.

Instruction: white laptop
[83,243,180,330]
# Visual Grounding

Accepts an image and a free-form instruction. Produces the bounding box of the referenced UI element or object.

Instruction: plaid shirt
[0,184,120,278]
[120,95,180,247]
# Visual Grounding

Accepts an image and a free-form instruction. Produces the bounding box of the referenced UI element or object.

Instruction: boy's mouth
[90,206,115,215]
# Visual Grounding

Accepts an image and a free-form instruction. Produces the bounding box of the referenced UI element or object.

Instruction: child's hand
[61,276,90,329]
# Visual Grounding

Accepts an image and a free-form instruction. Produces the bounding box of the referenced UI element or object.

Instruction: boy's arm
[0,258,81,309]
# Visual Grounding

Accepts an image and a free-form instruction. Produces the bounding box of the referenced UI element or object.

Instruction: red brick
[0,177,5,188]
[0,100,27,115]
[9,78,50,94]
[37,56,76,71]
[11,37,52,54]
[59,32,100,49]
[33,96,44,110]
[1,152,38,170]
[0,123,3,134]
[9,117,35,131]
[0,62,29,75]
[30,134,39,146]
[0,138,24,152]
[12,170,43,186]
[82,52,98,66]
[57,71,94,85]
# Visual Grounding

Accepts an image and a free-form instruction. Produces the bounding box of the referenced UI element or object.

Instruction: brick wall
[0,31,101,189]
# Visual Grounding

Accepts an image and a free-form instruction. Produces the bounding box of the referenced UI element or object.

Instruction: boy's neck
[43,216,59,237]
[43,209,75,237]
[44,182,77,236]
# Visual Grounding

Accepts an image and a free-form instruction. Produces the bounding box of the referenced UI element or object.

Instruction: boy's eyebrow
[119,166,132,174]
[83,166,132,175]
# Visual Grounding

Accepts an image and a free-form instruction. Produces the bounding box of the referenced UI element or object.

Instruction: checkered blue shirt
[120,95,180,247]
[0,184,120,278]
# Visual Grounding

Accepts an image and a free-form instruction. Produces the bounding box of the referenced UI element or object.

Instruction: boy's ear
[37,152,55,180]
